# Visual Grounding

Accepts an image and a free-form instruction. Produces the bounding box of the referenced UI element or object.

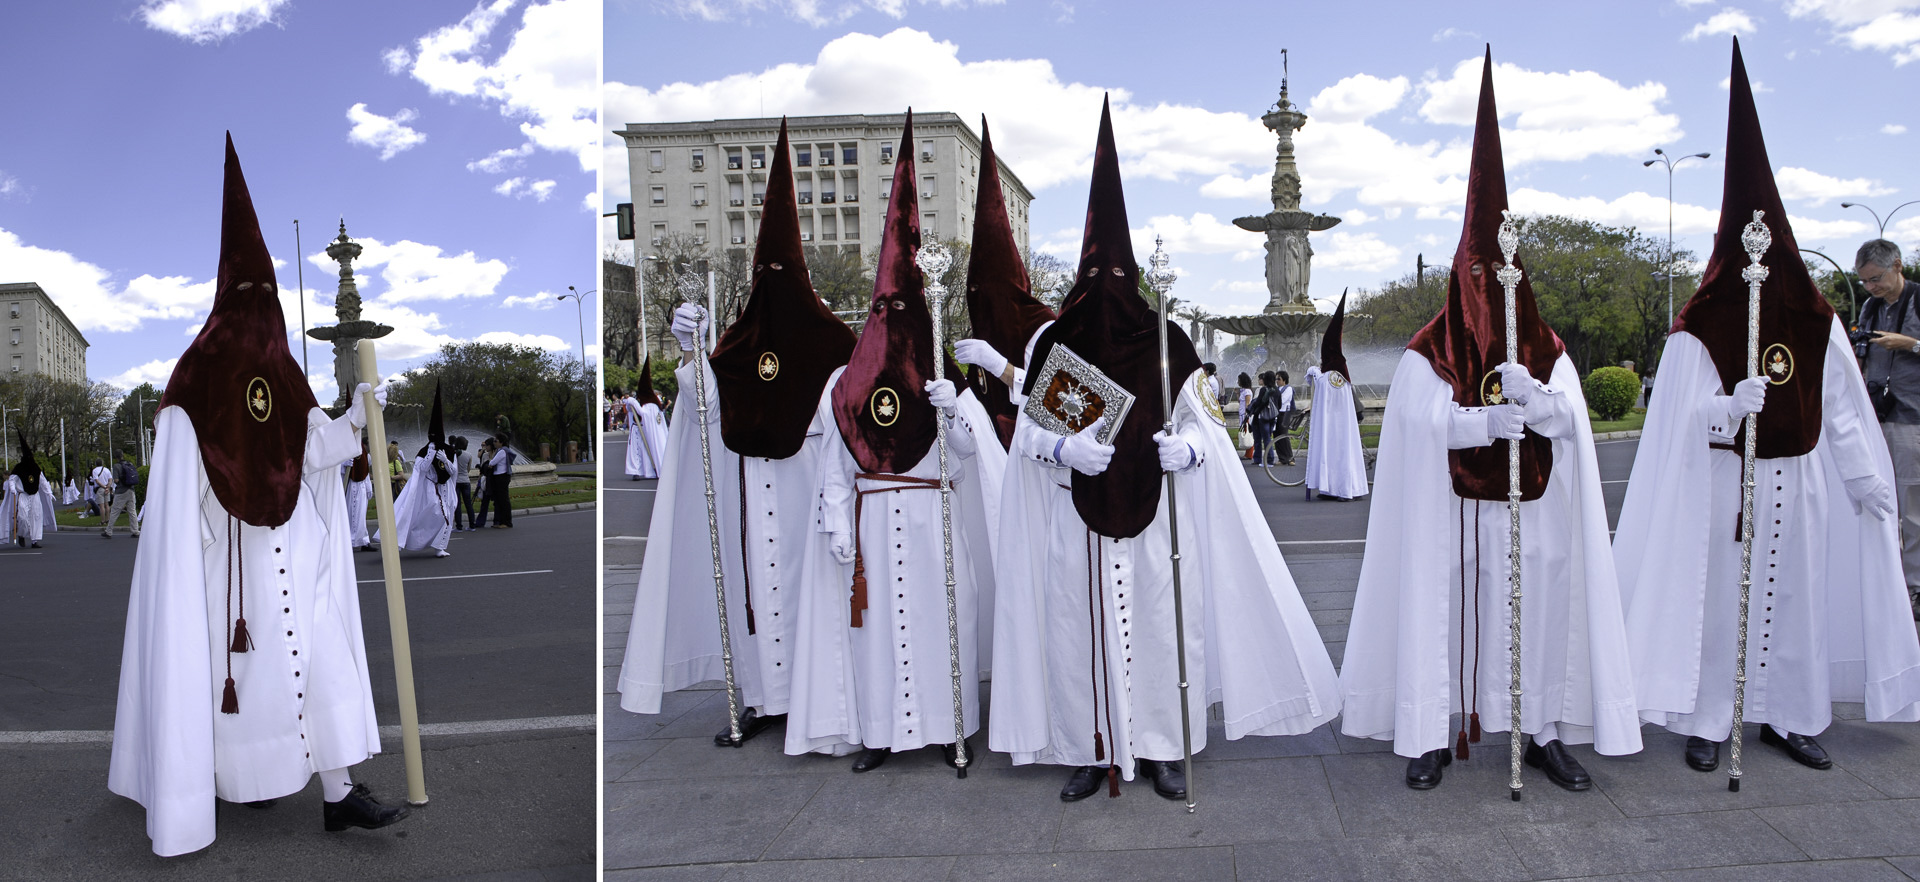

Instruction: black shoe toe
[1759,726,1832,770]
[1524,738,1593,791]
[1138,759,1187,801]
[1405,748,1452,790]
[850,747,891,773]
[322,784,409,832]
[1685,736,1721,772]
[1060,765,1104,802]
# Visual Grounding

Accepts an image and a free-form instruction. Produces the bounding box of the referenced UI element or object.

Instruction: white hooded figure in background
[342,440,374,550]
[63,477,80,505]
[621,360,669,481]
[1303,291,1370,501]
[108,137,408,857]
[374,383,455,558]
[2,433,58,548]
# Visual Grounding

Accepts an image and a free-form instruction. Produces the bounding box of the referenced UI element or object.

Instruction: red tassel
[849,556,867,628]
[1455,729,1469,761]
[1106,765,1120,798]
[1093,732,1105,762]
[229,617,253,653]
[221,677,239,715]
[1469,712,1482,743]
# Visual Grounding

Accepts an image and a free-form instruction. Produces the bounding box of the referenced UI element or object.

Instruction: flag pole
[357,340,428,805]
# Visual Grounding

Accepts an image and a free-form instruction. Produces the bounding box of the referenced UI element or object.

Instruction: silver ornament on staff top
[677,268,743,747]
[914,239,970,780]
[1145,236,1198,813]
[1729,209,1770,792]
[1495,210,1526,802]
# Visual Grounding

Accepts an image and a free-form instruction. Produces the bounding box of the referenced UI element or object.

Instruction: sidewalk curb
[513,501,597,516]
[1592,429,1644,441]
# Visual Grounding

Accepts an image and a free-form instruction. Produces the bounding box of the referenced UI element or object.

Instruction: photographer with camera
[1854,238,1920,615]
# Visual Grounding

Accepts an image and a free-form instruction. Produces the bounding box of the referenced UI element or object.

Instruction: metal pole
[1730,210,1771,792]
[707,271,717,350]
[565,287,593,463]
[681,270,743,745]
[1146,238,1197,812]
[1668,166,1675,332]
[295,220,309,376]
[355,341,428,805]
[59,417,67,488]
[1801,249,1860,324]
[1495,211,1526,802]
[915,242,970,779]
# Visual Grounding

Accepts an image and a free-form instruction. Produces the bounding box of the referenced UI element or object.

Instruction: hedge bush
[1584,366,1640,421]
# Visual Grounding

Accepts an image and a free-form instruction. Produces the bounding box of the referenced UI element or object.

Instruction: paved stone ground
[604,438,1920,881]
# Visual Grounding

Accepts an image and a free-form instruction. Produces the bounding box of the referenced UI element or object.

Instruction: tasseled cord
[1454,499,1485,760]
[221,517,251,715]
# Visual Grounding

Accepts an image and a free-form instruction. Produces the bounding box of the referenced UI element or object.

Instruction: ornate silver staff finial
[1496,210,1523,290]
[1741,210,1772,286]
[916,240,954,283]
[1146,236,1178,300]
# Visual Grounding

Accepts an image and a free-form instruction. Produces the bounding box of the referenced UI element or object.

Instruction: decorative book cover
[1024,343,1133,446]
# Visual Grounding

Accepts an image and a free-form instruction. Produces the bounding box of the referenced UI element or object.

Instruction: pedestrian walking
[101,452,141,538]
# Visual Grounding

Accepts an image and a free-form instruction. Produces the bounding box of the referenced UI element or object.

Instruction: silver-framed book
[1024,343,1134,446]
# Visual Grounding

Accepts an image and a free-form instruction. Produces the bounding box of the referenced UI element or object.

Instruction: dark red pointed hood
[158,134,319,527]
[1673,37,1831,460]
[966,117,1056,448]
[831,110,964,474]
[1320,289,1351,381]
[416,381,445,459]
[633,353,662,408]
[1406,49,1564,503]
[708,118,857,460]
[1021,97,1202,539]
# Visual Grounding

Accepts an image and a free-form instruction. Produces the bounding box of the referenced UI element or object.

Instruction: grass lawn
[1589,407,1648,435]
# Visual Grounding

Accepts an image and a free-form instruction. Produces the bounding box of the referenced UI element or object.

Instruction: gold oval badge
[1328,371,1348,389]
[1479,370,1507,406]
[869,386,900,427]
[757,351,780,381]
[246,377,272,421]
[1763,343,1794,386]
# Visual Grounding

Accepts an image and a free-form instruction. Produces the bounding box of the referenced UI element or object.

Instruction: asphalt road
[0,495,598,879]
[601,433,657,569]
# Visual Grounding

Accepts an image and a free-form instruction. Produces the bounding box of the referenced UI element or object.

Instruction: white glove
[1845,474,1896,521]
[1497,362,1537,406]
[952,339,1009,379]
[1304,366,1321,382]
[1729,376,1768,421]
[925,378,958,417]
[670,303,707,352]
[828,530,855,565]
[346,381,389,429]
[1153,430,1196,472]
[1056,416,1114,476]
[1486,403,1526,442]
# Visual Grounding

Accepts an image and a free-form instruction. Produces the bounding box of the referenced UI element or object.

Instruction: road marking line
[605,487,656,492]
[604,536,648,543]
[0,714,595,745]
[354,569,555,584]
[1277,539,1366,545]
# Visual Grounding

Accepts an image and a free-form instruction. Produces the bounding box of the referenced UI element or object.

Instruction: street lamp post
[1,407,18,470]
[559,286,595,463]
[1801,248,1862,323]
[1840,200,1920,241]
[1644,148,1712,331]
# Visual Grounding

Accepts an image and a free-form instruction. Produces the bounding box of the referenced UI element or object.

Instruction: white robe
[63,479,80,505]
[2,474,57,543]
[342,463,372,548]
[784,379,1005,756]
[1339,352,1642,758]
[1304,366,1370,499]
[375,447,455,553]
[108,406,380,856]
[1615,321,1920,736]
[989,369,1341,776]
[623,396,668,480]
[618,360,842,717]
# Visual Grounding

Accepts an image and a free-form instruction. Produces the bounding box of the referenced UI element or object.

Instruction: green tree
[392,342,594,460]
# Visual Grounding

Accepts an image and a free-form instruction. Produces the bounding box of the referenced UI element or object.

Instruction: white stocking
[318,767,355,803]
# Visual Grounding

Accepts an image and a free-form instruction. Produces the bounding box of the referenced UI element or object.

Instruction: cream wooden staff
[357,340,428,806]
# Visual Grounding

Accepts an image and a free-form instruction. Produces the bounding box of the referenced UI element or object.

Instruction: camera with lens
[1853,327,1884,358]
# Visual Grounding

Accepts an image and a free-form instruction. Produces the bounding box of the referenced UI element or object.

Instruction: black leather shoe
[1406,748,1451,790]
[242,799,277,810]
[1060,765,1104,802]
[942,738,971,769]
[713,708,784,747]
[1759,726,1832,770]
[1685,736,1720,772]
[1524,738,1593,791]
[1138,758,1188,801]
[850,747,891,773]
[323,784,409,832]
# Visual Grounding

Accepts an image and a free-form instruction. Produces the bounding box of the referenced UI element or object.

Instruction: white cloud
[1315,231,1404,272]
[0,228,219,333]
[105,358,181,391]
[580,191,596,212]
[467,143,535,173]
[1774,166,1895,204]
[1786,0,1920,64]
[1677,0,1718,7]
[501,292,560,309]
[474,330,571,350]
[1418,58,1684,165]
[356,302,461,361]
[310,237,511,304]
[0,171,25,202]
[1432,27,1480,41]
[1509,187,1721,235]
[346,103,427,160]
[1717,75,1772,91]
[1684,7,1758,40]
[389,0,600,172]
[138,0,287,43]
[1886,123,1909,134]
[659,0,1006,27]
[1208,279,1267,295]
[1786,215,1874,243]
[493,177,557,200]
[1134,213,1263,261]
[1305,74,1408,124]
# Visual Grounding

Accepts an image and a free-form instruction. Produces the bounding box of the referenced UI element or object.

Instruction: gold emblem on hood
[870,387,900,426]
[246,377,272,422]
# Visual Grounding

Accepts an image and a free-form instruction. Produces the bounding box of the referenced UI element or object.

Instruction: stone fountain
[1207,55,1365,376]
[307,220,394,410]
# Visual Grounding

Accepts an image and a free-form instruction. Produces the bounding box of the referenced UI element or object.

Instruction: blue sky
[606,0,1918,339]
[2,0,599,399]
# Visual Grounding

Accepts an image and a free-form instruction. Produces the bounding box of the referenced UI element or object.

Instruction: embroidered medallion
[869,386,900,426]
[1479,369,1506,406]
[1763,343,1793,386]
[246,377,272,422]
[1193,370,1226,427]
[1328,371,1349,389]
[757,351,780,381]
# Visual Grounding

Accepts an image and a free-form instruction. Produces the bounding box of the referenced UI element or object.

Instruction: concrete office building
[2,282,89,384]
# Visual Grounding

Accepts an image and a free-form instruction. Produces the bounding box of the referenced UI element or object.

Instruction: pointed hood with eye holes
[1020,96,1202,539]
[157,134,320,527]
[633,353,662,409]
[1672,36,1832,460]
[417,382,453,483]
[707,118,857,460]
[1320,289,1351,382]
[11,431,43,497]
[830,110,966,475]
[964,116,1056,449]
[1405,49,1565,503]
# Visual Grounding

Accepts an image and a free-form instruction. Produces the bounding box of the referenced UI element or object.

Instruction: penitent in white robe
[63,478,81,505]
[990,369,1341,777]
[1615,320,1920,737]
[784,378,1005,756]
[1304,366,1370,500]
[342,463,372,548]
[623,396,669,480]
[375,448,455,553]
[108,406,380,856]
[1339,352,1642,759]
[1,474,57,544]
[619,360,841,718]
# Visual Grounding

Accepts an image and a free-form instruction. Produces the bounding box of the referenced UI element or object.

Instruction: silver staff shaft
[681,274,743,745]
[1495,212,1525,802]
[916,243,969,779]
[1147,238,1197,813]
[1731,210,1772,792]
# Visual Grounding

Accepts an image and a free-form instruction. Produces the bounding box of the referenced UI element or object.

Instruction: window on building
[922,175,936,198]
[817,144,835,166]
[750,148,766,169]
[649,186,665,205]
[9,355,18,373]
[819,177,835,203]
[691,148,705,169]
[800,215,813,241]
[726,149,743,169]
[692,184,707,205]
[844,212,860,240]
[751,182,766,205]
[649,150,664,169]
[797,148,811,167]
[881,176,892,196]
[842,144,857,164]
[921,140,934,161]
[651,223,666,245]
[694,222,708,245]
[843,175,858,202]
[8,328,18,345]
[730,217,746,244]
[7,303,16,319]
[820,213,837,240]
[922,212,937,239]
[798,179,812,204]
[729,181,744,205]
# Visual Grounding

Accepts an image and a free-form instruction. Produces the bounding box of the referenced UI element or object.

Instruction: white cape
[1305,368,1370,499]
[989,369,1341,775]
[623,397,668,479]
[63,479,81,505]
[1339,351,1641,758]
[343,466,372,548]
[1615,321,1920,732]
[109,406,380,856]
[375,448,455,552]
[1,475,57,543]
